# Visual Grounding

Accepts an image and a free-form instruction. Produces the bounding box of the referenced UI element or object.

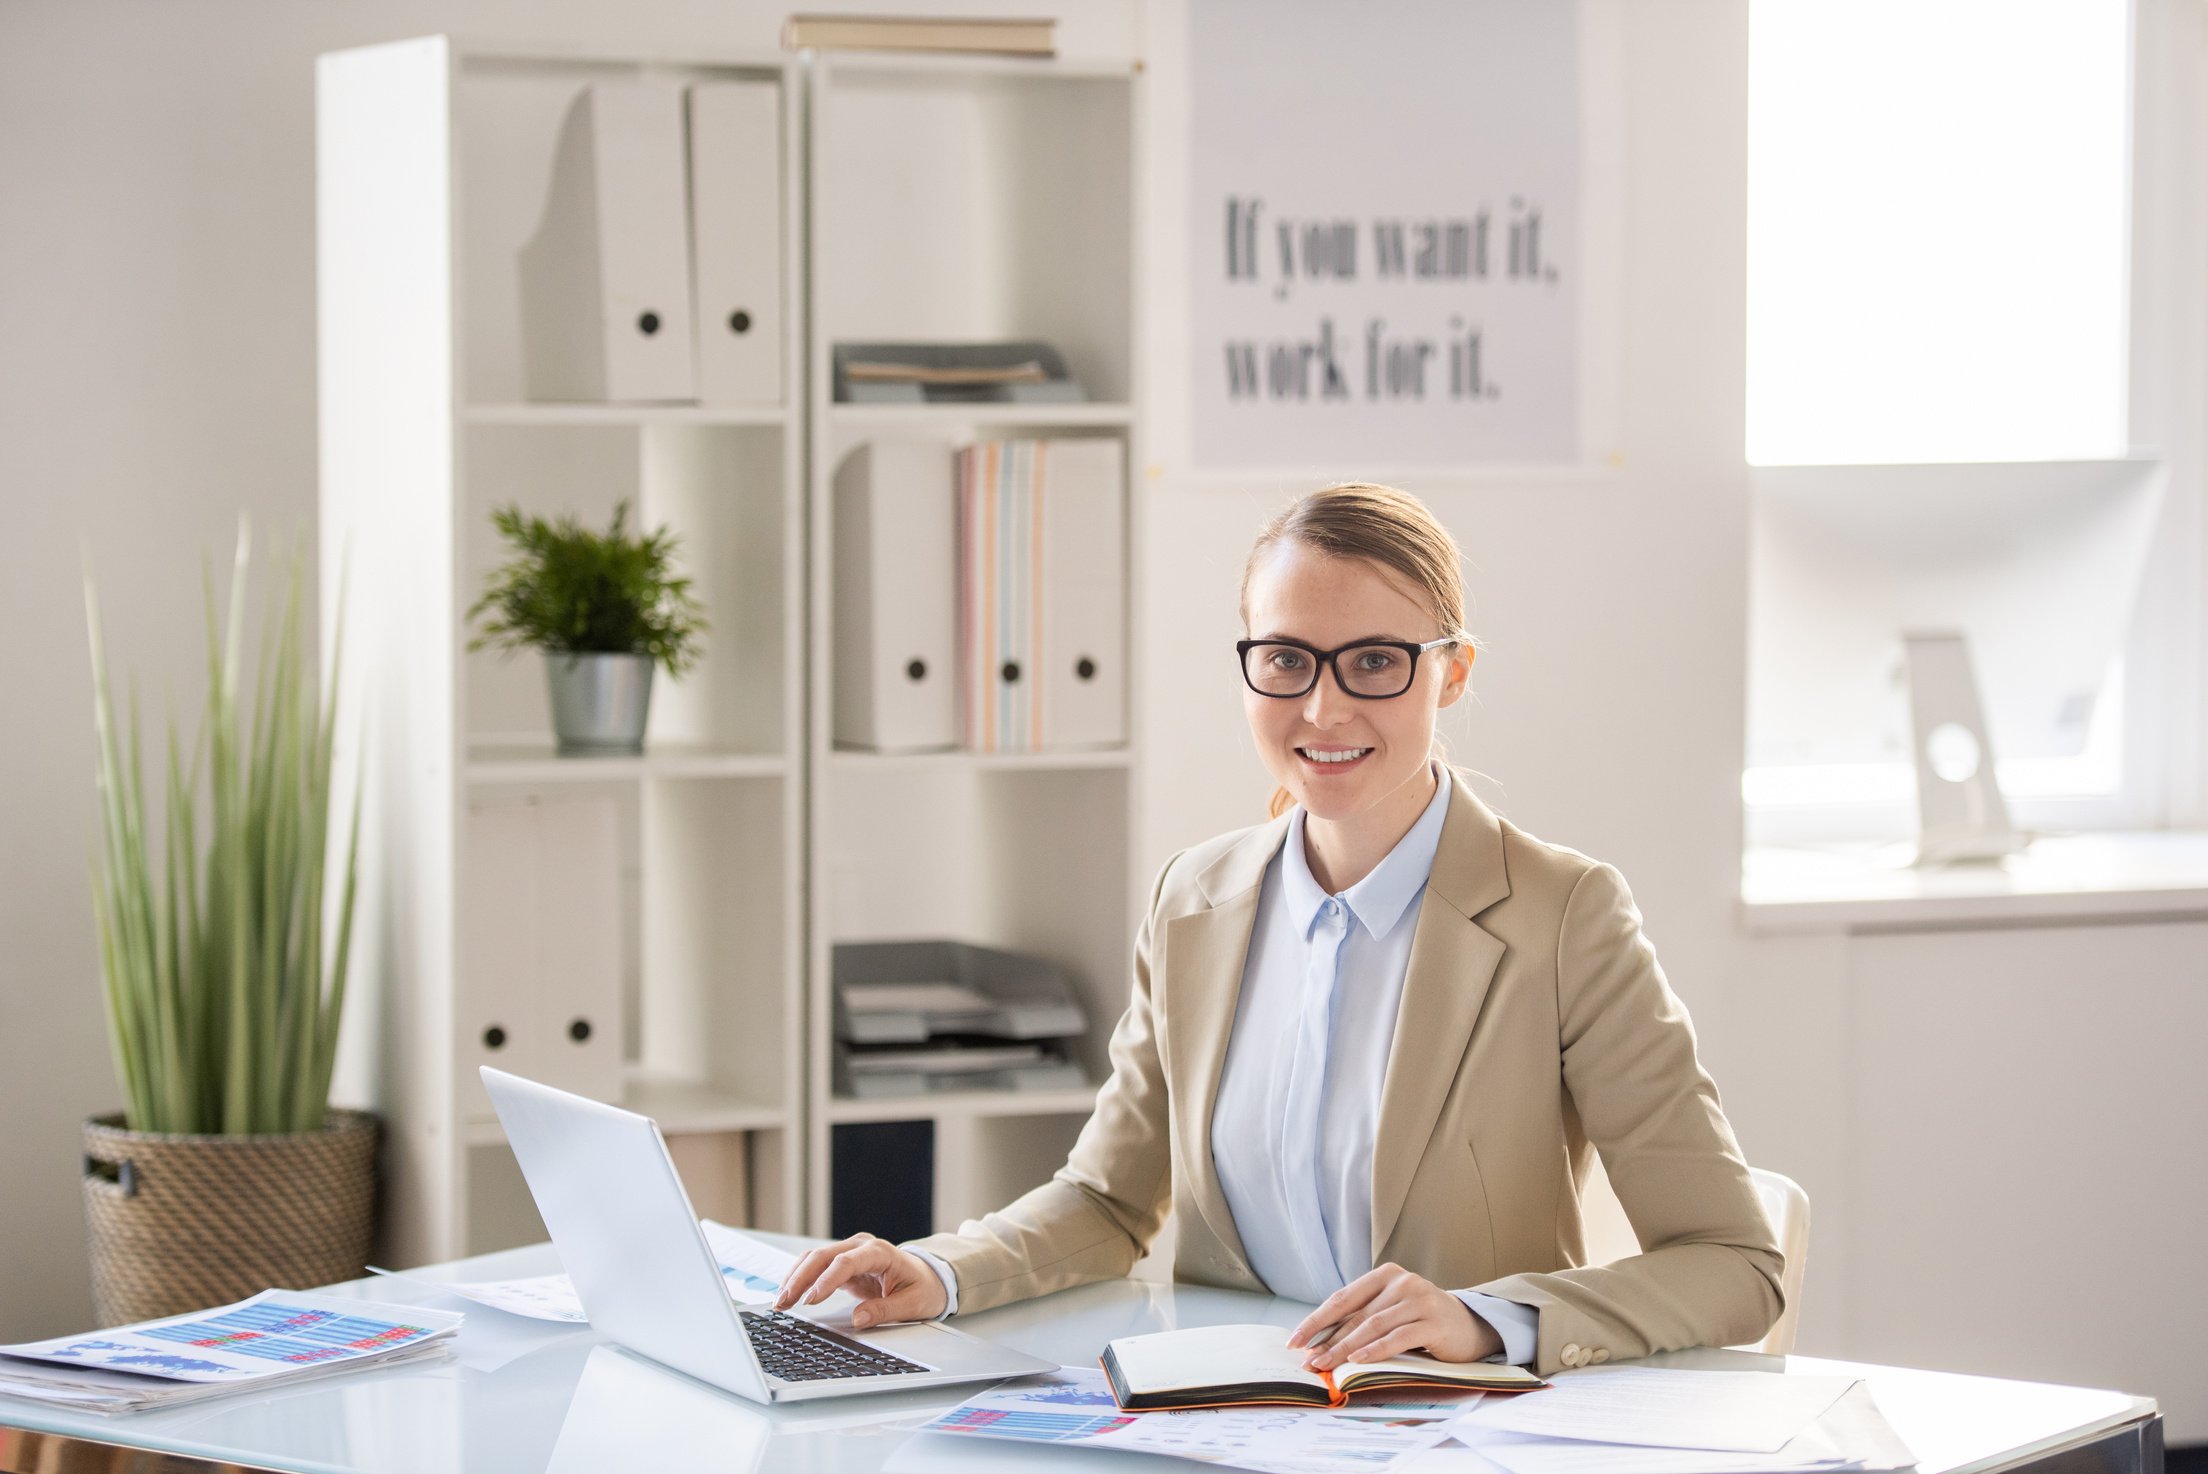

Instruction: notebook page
[1109,1324,1327,1395]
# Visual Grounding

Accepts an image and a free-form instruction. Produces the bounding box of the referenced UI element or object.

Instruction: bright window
[1746,0,2132,467]
[1744,0,2150,837]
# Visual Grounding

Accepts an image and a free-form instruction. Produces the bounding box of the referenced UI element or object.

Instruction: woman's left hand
[1287,1263,1503,1369]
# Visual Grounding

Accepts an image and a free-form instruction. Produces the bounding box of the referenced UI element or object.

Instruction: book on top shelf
[781,14,1056,56]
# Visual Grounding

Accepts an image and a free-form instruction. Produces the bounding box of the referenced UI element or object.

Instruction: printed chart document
[1450,1366,1861,1453]
[0,1291,461,1413]
[905,1367,1476,1474]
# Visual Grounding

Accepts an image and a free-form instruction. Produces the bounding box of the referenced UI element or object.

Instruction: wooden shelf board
[623,1077,794,1135]
[464,402,791,428]
[827,401,1133,431]
[453,37,789,74]
[461,1080,788,1147]
[826,1084,1100,1125]
[466,742,789,785]
[827,746,1130,776]
[815,52,1138,85]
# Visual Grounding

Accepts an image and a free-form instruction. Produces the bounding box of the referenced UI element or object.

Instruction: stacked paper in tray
[0,1290,462,1414]
[831,941,1092,1099]
[956,437,1127,754]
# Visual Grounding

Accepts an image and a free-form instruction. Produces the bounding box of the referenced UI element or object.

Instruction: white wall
[4,0,2203,1441]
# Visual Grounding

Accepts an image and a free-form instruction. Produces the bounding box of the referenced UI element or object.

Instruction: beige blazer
[909,769,1783,1375]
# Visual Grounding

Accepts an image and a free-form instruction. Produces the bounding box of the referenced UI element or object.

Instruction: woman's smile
[1296,743,1374,769]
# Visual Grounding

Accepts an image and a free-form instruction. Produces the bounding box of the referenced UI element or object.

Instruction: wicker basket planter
[81,1110,378,1324]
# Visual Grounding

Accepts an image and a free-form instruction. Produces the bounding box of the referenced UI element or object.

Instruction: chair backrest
[1574,1157,1811,1356]
[1748,1166,1810,1356]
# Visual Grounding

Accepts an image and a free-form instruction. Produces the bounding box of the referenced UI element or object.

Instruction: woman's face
[1241,540,1470,828]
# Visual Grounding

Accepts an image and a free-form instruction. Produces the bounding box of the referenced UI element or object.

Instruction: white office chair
[1576,1157,1811,1355]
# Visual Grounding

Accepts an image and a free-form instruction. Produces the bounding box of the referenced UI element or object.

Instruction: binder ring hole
[1001,661,1022,684]
[483,1025,507,1051]
[906,658,928,682]
[568,1018,593,1044]
[1076,657,1098,681]
[729,310,753,335]
[637,311,662,336]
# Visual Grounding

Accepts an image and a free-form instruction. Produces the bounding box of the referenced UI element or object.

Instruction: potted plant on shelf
[81,523,371,1324]
[467,500,707,755]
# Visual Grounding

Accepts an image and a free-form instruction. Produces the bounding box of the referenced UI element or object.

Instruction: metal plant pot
[81,1110,379,1323]
[545,651,654,754]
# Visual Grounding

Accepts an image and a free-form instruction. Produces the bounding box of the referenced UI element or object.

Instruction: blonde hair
[1242,484,1474,819]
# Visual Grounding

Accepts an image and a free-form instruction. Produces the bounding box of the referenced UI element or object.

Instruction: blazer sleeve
[900,856,1180,1314]
[1468,862,1785,1371]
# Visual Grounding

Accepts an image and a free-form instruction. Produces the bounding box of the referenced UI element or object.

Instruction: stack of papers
[899,1363,1916,1474]
[1449,1367,1915,1473]
[0,1290,462,1414]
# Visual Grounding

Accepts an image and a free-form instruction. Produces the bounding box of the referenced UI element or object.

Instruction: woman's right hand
[774,1233,949,1329]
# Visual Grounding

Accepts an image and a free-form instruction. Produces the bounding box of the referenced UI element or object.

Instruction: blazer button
[1590,1349,1610,1364]
[1560,1343,1583,1367]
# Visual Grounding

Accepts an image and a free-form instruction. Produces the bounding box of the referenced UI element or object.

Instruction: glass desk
[0,1240,2163,1474]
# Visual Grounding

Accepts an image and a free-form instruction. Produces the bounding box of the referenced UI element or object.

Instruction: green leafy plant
[466,501,707,676]
[84,523,361,1136]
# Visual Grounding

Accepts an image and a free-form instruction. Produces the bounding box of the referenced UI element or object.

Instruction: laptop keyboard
[740,1309,929,1382]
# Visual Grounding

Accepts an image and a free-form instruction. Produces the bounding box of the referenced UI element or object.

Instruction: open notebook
[1100,1322,1546,1411]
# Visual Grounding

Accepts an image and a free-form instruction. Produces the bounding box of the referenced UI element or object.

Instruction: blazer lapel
[1163,816,1288,1277]
[1369,774,1512,1259]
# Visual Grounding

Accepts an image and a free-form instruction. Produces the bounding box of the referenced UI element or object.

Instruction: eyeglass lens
[1243,643,1416,698]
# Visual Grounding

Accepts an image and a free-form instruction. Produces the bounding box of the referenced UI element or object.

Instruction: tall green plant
[84,522,361,1136]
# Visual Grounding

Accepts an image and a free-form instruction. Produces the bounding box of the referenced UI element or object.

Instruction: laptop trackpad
[850,1319,1015,1374]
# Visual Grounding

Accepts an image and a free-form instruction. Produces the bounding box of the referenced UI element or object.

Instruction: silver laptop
[481,1067,1055,1403]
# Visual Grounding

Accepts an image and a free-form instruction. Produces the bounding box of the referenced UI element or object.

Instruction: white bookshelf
[320,35,1147,1261]
[803,52,1146,1236]
[317,36,807,1263]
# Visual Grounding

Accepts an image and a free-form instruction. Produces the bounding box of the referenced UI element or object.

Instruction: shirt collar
[1280,764,1453,942]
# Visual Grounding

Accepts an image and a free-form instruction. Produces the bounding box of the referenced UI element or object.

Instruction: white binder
[518,81,696,403]
[1036,438,1127,749]
[458,797,626,1121]
[958,440,1040,752]
[833,440,958,752]
[686,80,784,405]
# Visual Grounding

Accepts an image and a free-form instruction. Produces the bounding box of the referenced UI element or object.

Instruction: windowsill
[1740,831,2208,934]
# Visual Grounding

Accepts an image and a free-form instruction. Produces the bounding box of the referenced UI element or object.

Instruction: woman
[778,483,1782,1376]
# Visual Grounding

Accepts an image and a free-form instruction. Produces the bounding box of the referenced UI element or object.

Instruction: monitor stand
[1904,631,2031,867]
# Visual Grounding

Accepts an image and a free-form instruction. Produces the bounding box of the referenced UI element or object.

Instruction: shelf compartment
[814,65,1135,403]
[639,779,796,1116]
[456,57,791,407]
[460,421,791,758]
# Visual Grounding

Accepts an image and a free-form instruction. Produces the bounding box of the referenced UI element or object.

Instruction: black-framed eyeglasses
[1236,637,1457,700]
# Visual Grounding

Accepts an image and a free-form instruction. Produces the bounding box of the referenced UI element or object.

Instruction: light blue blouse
[1210,768,1537,1365]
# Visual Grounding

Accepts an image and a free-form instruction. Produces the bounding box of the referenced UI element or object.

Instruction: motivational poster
[1188,0,1580,469]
